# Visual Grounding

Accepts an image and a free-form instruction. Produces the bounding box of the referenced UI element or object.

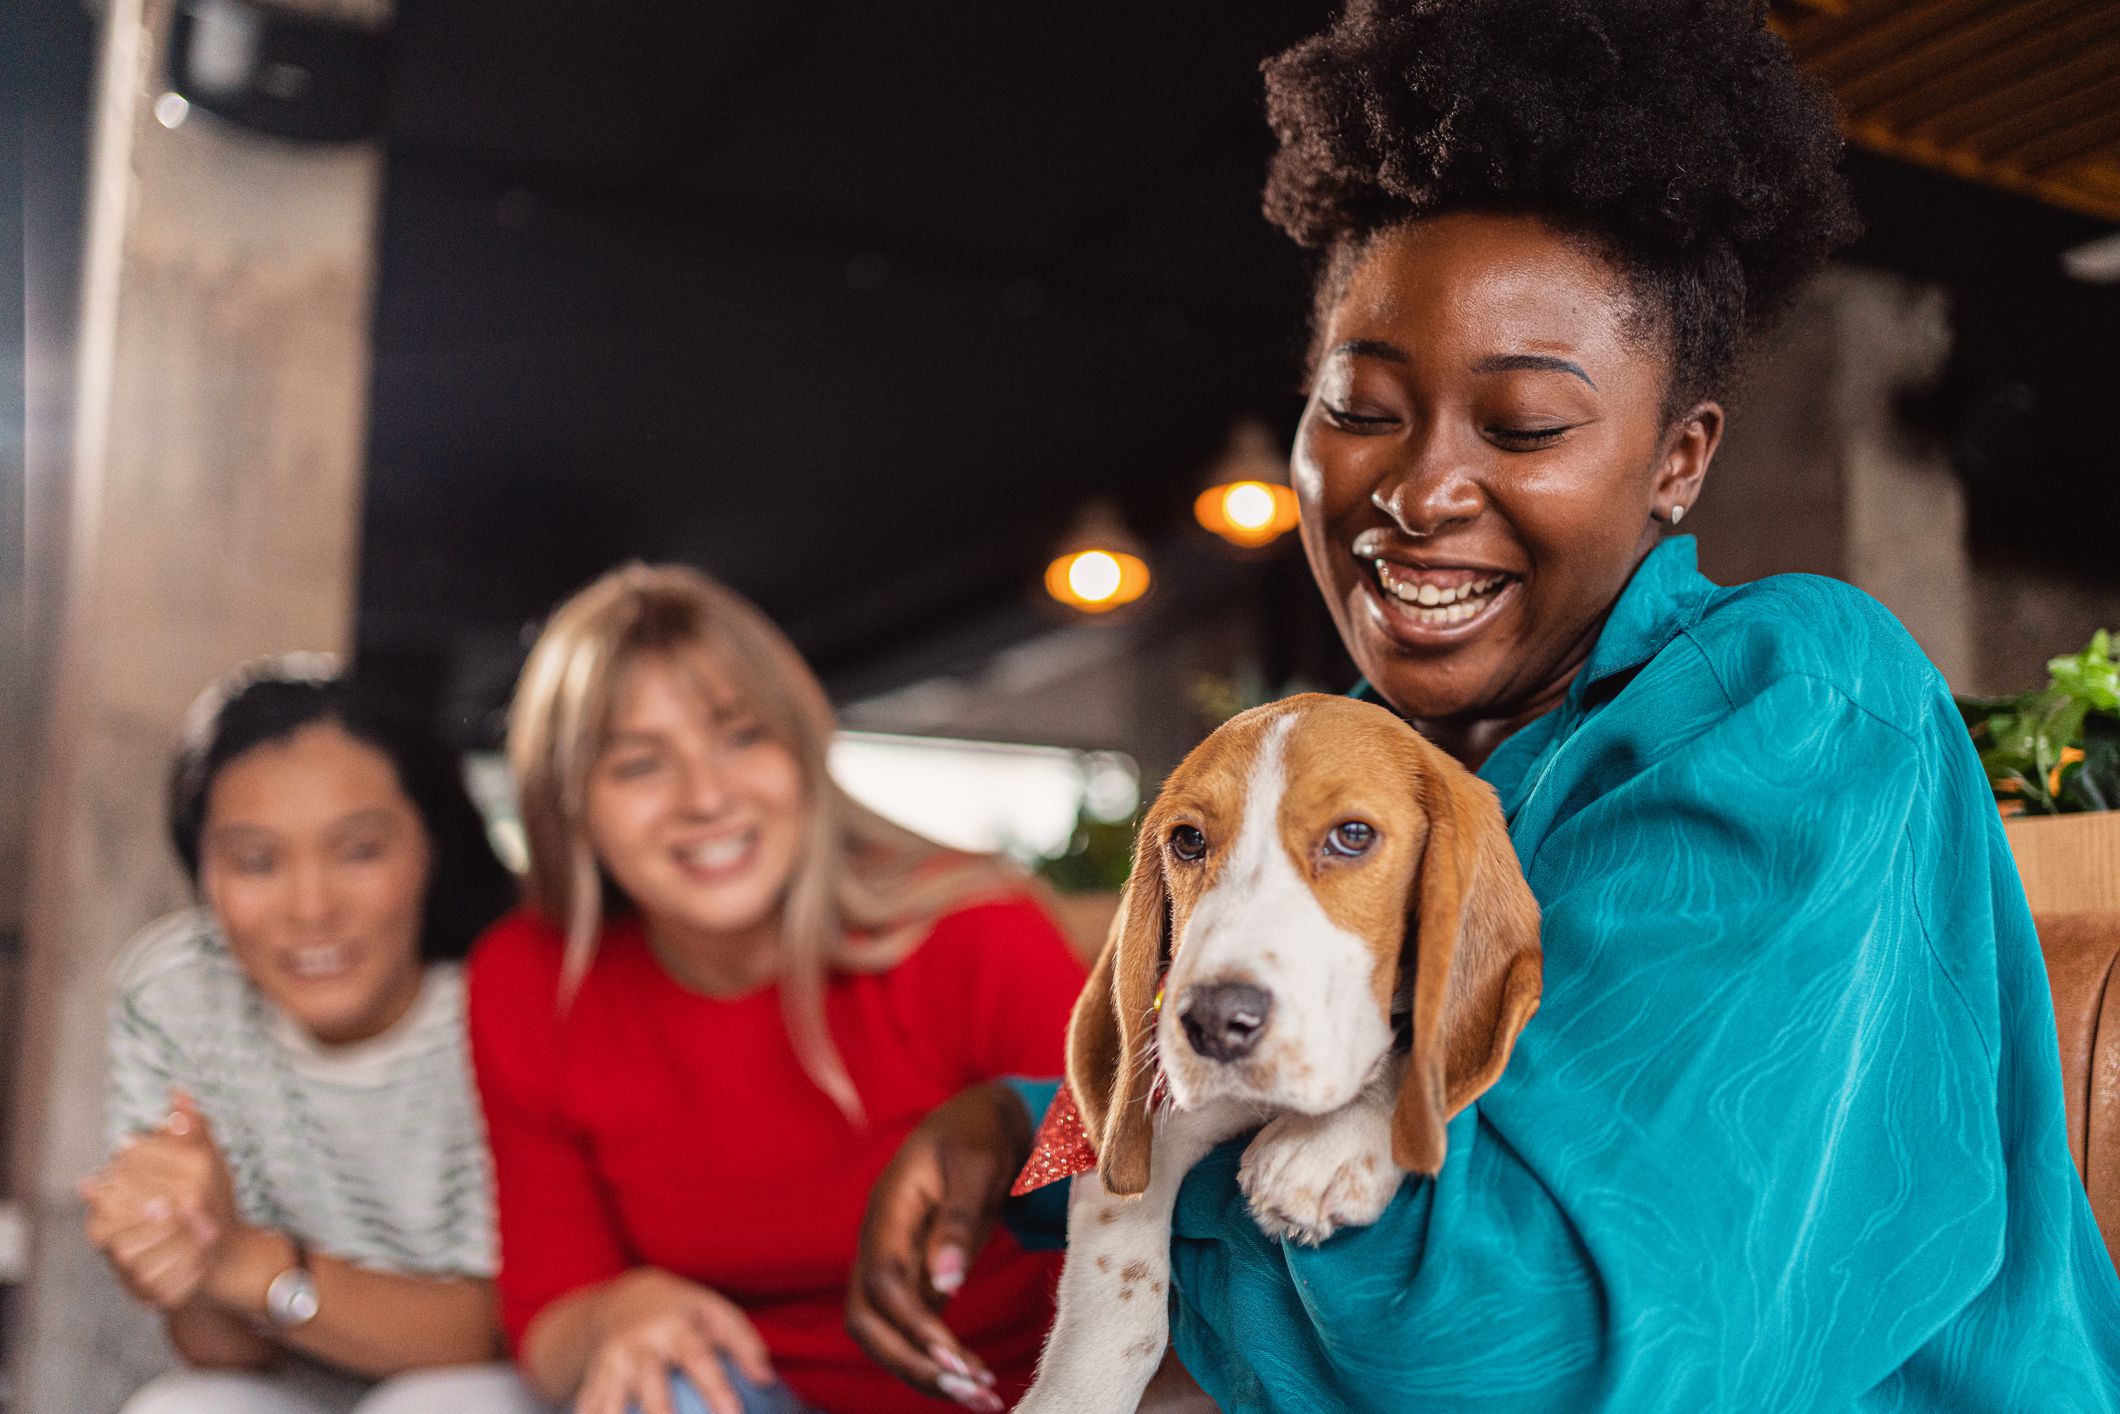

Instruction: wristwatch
[264,1235,320,1328]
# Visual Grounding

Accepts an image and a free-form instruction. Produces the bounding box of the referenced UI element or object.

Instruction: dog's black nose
[1177,982,1273,1062]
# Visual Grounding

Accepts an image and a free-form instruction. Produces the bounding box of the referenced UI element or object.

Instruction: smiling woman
[88,659,531,1414]
[1296,214,1704,763]
[195,725,436,1045]
[1266,0,1857,769]
[848,1,2120,1408]
[470,563,1087,1414]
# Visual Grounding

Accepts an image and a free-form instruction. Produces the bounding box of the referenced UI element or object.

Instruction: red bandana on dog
[1010,1081,1099,1195]
[1014,979,1174,1195]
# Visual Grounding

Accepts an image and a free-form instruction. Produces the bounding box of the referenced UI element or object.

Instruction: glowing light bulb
[1193,419,1300,548]
[1194,480,1299,547]
[1045,546,1150,614]
[1223,482,1277,531]
[1067,551,1123,603]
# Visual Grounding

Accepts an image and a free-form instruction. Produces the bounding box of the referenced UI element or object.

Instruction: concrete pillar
[11,0,390,1403]
[1968,560,2120,699]
[1834,274,1971,687]
[1692,266,1973,687]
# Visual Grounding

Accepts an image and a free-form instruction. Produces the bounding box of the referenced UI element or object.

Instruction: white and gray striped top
[104,909,496,1277]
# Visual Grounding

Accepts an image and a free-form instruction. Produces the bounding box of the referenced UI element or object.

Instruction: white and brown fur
[1016,694,1542,1413]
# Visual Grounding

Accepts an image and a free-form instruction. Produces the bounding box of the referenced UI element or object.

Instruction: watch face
[287,1280,319,1324]
[267,1268,320,1327]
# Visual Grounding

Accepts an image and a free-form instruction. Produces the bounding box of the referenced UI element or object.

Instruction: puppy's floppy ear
[1064,830,1167,1197]
[1392,740,1542,1176]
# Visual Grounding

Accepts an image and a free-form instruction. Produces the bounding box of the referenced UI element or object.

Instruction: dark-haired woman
[85,657,542,1414]
[850,2,2120,1408]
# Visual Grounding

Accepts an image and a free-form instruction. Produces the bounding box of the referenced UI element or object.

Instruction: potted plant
[1959,631,2120,914]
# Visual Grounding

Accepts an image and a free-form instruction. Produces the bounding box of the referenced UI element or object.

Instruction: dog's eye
[1325,820,1376,857]
[1169,825,1207,862]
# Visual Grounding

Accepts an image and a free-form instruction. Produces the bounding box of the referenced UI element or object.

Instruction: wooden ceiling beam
[1791,0,2120,224]
[1940,69,2120,150]
[2060,167,2120,207]
[2011,113,2120,176]
[1789,0,2021,84]
[1953,75,2120,163]
[1856,23,2120,133]
[1827,3,2096,115]
[1843,117,2120,221]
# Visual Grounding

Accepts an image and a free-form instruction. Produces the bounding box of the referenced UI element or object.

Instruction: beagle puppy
[1016,694,1542,1414]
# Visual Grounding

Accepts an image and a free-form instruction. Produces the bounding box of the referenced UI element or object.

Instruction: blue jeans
[622,1363,816,1414]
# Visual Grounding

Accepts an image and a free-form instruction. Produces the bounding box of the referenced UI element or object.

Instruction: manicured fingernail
[938,1373,1003,1411]
[165,1111,190,1136]
[930,1343,970,1378]
[930,1244,966,1294]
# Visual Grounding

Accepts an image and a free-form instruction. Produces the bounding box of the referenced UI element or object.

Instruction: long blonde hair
[508,562,1021,1122]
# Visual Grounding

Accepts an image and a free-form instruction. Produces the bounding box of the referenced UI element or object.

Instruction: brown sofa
[2039,911,2120,1272]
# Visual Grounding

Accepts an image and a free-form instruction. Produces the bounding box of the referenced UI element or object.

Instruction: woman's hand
[111,1091,239,1247]
[82,1175,216,1309]
[82,1090,238,1310]
[575,1268,776,1414]
[845,1080,1033,1413]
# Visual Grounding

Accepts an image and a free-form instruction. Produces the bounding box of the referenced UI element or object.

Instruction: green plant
[1033,807,1139,893]
[1189,669,1328,730]
[1958,630,2120,815]
[1189,670,1270,730]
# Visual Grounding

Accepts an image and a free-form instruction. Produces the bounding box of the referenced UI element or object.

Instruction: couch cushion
[2037,911,2120,1271]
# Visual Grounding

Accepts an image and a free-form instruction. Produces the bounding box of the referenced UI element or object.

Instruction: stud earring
[1667,504,1686,526]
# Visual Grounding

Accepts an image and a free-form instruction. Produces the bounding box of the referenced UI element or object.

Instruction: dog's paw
[1238,1105,1403,1246]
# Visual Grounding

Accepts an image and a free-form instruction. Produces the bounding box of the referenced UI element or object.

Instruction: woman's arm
[845,1079,1035,1405]
[82,1173,275,1369]
[165,1301,275,1368]
[85,1159,496,1375]
[88,1129,501,1376]
[842,898,1081,1401]
[194,1225,500,1376]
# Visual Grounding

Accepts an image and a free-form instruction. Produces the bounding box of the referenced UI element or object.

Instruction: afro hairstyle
[1262,0,1862,416]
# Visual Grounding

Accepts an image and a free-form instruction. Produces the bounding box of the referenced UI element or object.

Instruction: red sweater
[466,896,1085,1413]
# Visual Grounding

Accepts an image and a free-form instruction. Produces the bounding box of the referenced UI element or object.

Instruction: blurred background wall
[7,0,2120,1408]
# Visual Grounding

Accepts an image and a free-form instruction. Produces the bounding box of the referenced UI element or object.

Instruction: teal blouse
[1007,537,2120,1411]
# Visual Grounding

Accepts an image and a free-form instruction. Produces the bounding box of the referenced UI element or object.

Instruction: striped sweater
[104,910,495,1277]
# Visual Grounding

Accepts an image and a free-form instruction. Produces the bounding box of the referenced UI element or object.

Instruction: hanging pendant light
[1194,417,1299,549]
[1045,501,1150,614]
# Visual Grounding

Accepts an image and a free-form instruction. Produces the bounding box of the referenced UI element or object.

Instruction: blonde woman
[469,564,1085,1414]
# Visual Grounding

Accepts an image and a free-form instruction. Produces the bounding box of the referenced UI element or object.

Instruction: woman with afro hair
[849,2,2120,1409]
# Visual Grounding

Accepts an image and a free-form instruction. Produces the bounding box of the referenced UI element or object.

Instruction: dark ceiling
[21,1,2120,748]
[359,2,1336,731]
